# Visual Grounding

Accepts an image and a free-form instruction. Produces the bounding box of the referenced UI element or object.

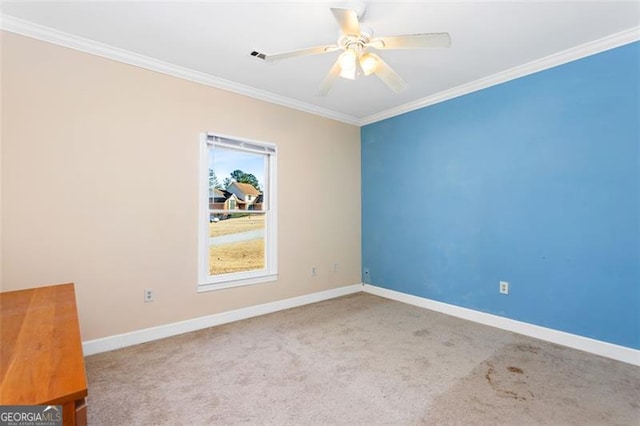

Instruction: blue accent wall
[361,42,640,349]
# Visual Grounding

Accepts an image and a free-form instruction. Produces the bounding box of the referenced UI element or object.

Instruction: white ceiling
[2,1,639,125]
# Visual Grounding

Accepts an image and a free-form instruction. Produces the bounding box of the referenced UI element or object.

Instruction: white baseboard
[363,284,640,366]
[84,282,639,366]
[83,283,362,356]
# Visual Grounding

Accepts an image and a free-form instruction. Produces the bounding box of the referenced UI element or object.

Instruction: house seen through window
[199,133,277,291]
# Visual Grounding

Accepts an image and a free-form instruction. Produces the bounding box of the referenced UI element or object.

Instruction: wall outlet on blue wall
[499,281,509,295]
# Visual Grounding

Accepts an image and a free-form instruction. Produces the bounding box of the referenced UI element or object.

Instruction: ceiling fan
[250,2,451,95]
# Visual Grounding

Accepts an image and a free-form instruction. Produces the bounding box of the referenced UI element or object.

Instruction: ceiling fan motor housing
[338,30,371,54]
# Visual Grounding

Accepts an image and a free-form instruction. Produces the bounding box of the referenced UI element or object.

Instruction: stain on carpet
[507,366,524,374]
[483,362,531,401]
[413,328,431,337]
[423,339,640,425]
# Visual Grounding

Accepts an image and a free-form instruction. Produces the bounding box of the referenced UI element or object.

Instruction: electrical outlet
[499,281,509,295]
[311,267,317,277]
[363,267,370,283]
[144,288,154,302]
[333,263,339,273]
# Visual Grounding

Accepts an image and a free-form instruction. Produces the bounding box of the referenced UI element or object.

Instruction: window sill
[197,273,278,293]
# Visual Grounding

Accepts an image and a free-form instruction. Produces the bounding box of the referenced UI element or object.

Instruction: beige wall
[0,31,361,341]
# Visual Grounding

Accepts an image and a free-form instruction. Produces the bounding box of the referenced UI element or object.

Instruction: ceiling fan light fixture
[338,49,357,70]
[359,53,378,76]
[339,65,356,80]
[338,48,357,80]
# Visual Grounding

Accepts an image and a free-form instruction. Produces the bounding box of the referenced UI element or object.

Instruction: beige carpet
[85,293,640,425]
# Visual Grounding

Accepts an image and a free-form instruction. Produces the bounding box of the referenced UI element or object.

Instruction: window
[198,133,277,291]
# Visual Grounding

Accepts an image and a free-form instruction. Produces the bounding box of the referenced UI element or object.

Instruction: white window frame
[198,132,278,292]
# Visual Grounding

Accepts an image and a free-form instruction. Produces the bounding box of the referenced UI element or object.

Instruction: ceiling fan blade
[317,58,342,96]
[331,7,360,36]
[368,33,451,50]
[369,53,407,93]
[261,45,340,63]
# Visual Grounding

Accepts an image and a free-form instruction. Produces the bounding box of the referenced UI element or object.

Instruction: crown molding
[360,26,640,126]
[2,14,637,128]
[0,14,360,126]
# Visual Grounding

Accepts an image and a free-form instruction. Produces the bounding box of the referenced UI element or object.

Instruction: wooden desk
[1,283,88,426]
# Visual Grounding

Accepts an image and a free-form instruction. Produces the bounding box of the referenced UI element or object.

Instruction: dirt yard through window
[209,215,266,275]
